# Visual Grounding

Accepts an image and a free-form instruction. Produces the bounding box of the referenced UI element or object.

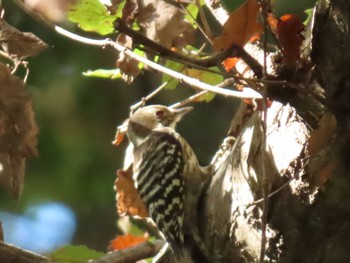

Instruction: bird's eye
[155,110,164,118]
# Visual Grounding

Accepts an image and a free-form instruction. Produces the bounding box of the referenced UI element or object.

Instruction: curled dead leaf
[116,34,140,82]
[0,18,48,60]
[137,0,194,49]
[115,167,148,218]
[0,63,38,198]
[113,119,129,146]
[268,14,305,67]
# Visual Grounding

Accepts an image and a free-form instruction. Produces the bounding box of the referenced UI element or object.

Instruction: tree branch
[0,242,51,263]
[89,240,165,263]
[54,26,263,100]
[114,18,263,78]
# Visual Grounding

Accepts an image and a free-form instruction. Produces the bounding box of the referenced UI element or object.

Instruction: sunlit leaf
[162,58,222,101]
[304,8,314,25]
[195,92,216,102]
[162,60,184,90]
[50,245,104,262]
[83,69,122,79]
[185,4,199,28]
[213,0,262,50]
[68,0,118,35]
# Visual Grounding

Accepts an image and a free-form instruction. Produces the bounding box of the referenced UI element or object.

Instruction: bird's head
[127,105,193,146]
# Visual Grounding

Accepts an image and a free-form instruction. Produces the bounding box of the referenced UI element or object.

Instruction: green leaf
[185,4,199,27]
[68,0,118,35]
[83,69,122,79]
[162,58,221,102]
[304,8,314,25]
[50,245,104,263]
[162,60,184,90]
[196,91,216,102]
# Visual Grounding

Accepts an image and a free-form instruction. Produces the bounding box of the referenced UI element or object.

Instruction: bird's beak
[171,106,193,121]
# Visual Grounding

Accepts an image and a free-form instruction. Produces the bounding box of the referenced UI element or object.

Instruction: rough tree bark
[200,0,350,262]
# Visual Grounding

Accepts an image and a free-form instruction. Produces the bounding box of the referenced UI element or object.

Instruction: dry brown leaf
[137,0,194,49]
[268,14,305,67]
[116,34,140,82]
[0,18,48,60]
[0,63,38,198]
[115,167,148,218]
[122,0,139,22]
[104,0,123,15]
[213,0,262,51]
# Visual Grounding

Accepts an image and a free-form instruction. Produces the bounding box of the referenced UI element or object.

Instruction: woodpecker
[126,105,211,261]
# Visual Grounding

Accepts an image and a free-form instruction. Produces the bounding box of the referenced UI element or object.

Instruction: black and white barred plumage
[134,131,185,249]
[126,105,211,261]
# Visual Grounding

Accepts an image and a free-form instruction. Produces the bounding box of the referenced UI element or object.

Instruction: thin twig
[170,78,237,108]
[248,177,294,207]
[130,81,169,113]
[195,0,213,39]
[259,1,270,262]
[179,2,213,45]
[170,90,208,108]
[54,26,263,100]
[89,240,165,263]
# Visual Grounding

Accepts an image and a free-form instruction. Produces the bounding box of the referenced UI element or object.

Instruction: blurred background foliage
[0,0,316,254]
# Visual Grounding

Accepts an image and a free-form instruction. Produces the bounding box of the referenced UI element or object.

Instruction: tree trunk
[201,0,350,262]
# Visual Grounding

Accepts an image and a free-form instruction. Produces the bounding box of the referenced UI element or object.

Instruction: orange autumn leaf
[222,57,240,72]
[115,168,149,218]
[268,14,305,67]
[213,0,263,51]
[109,233,149,251]
[277,14,305,66]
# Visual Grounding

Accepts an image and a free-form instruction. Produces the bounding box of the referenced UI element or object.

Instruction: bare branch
[0,242,51,263]
[89,240,166,263]
[130,81,169,113]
